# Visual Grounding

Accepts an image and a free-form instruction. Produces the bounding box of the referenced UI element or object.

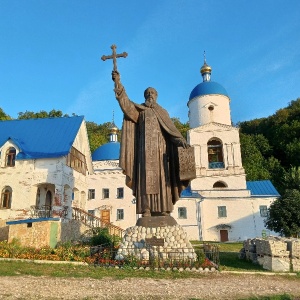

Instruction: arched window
[207,139,224,169]
[1,187,12,209]
[213,181,227,188]
[6,147,16,167]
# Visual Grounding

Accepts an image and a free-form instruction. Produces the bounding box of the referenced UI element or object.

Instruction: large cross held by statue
[101,45,128,71]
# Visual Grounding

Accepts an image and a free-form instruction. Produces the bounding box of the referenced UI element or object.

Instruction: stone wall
[7,219,92,248]
[8,220,55,248]
[60,219,91,243]
[0,219,9,241]
[242,237,300,272]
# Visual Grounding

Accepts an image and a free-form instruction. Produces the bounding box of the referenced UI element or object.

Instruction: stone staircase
[72,207,125,238]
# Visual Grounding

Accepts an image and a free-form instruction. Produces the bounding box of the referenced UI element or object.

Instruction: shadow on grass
[219,252,266,272]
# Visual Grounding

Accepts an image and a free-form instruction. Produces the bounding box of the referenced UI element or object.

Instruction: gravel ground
[0,273,300,300]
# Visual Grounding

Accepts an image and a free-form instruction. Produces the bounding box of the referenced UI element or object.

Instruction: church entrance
[45,191,52,208]
[220,230,228,242]
[101,209,110,225]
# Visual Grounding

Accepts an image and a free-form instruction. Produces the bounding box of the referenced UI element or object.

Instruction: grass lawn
[0,260,219,279]
[191,241,270,272]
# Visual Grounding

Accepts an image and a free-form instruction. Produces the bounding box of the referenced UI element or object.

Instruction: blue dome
[92,142,120,161]
[189,81,228,100]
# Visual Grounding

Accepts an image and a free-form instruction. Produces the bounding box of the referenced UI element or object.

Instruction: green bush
[195,249,205,265]
[90,228,117,246]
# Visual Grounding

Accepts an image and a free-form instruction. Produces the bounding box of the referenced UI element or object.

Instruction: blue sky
[0,0,299,128]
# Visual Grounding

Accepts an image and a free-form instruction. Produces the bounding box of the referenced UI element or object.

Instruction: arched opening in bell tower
[207,138,224,169]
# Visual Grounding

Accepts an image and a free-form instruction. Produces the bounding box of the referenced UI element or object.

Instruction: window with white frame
[102,188,109,199]
[260,205,268,217]
[117,187,124,199]
[88,189,95,200]
[178,207,187,219]
[218,206,227,218]
[117,209,124,220]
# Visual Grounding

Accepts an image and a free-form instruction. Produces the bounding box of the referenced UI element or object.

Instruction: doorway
[220,230,228,242]
[101,209,110,226]
[45,191,52,208]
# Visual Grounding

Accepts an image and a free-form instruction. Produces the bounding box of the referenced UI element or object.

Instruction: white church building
[0,59,279,244]
[177,59,279,241]
[86,59,279,242]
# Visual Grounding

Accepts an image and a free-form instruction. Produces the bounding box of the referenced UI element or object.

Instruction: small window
[102,188,109,199]
[178,207,187,219]
[88,189,95,200]
[6,147,16,167]
[88,210,95,221]
[1,187,12,209]
[218,206,227,218]
[117,209,124,220]
[260,205,268,217]
[117,188,124,199]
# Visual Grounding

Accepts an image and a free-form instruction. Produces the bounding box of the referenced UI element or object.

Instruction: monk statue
[112,70,193,217]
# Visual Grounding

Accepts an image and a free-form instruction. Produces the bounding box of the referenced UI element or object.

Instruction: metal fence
[90,243,219,269]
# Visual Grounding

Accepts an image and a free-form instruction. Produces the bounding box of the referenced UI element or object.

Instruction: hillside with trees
[238,98,300,194]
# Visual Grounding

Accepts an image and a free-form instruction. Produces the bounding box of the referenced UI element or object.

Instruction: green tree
[239,98,300,169]
[240,133,270,181]
[0,108,11,120]
[171,117,190,139]
[86,121,119,153]
[265,189,300,237]
[17,109,69,119]
[282,166,300,191]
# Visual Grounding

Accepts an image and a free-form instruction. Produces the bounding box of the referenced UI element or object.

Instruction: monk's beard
[145,99,155,108]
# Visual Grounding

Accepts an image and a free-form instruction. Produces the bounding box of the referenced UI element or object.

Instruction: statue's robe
[116,87,190,214]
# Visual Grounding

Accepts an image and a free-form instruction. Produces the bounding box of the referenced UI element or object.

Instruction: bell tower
[187,56,249,197]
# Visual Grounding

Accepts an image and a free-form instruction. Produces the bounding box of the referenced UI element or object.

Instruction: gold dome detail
[200,51,212,74]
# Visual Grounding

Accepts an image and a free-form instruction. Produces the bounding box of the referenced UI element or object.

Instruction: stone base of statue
[135,215,177,227]
[115,218,196,263]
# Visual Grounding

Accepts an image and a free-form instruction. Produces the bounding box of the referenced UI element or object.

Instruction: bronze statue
[102,45,194,217]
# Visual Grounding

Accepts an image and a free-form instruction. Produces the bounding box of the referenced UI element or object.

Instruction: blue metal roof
[189,81,229,100]
[6,218,60,225]
[0,116,84,159]
[181,185,193,197]
[246,180,280,197]
[92,142,120,161]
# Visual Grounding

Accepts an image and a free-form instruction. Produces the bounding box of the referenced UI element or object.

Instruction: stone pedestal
[135,215,177,227]
[116,220,196,262]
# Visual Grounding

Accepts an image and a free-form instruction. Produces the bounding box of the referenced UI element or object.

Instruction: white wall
[188,94,231,128]
[87,160,138,229]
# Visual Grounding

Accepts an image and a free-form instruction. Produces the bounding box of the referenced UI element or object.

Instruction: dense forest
[238,98,300,195]
[1,98,300,196]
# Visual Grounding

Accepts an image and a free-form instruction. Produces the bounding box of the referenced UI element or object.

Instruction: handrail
[72,207,125,238]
